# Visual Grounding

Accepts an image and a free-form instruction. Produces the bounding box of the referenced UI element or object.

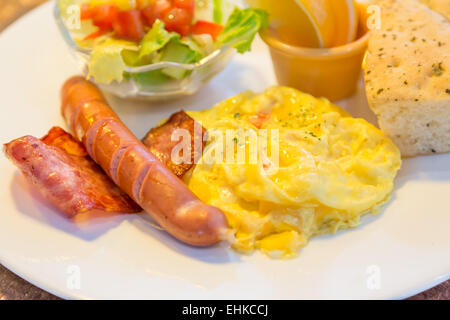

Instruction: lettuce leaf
[217,8,269,53]
[127,70,172,87]
[88,39,138,84]
[160,39,203,79]
[87,21,204,84]
[138,20,203,80]
[138,20,180,60]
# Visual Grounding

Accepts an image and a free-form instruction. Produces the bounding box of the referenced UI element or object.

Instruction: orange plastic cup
[260,28,370,101]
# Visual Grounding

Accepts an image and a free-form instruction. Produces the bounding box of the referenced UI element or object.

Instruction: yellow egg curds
[186,87,401,258]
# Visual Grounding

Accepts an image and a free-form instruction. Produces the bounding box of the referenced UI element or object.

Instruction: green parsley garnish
[432,62,445,77]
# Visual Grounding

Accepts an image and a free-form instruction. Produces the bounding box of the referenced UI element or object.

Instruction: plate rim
[0,1,449,300]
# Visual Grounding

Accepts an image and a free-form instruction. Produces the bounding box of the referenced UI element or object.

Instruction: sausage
[61,76,229,246]
[61,77,106,136]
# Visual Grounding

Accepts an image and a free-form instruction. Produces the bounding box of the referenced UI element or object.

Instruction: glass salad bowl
[54,3,236,101]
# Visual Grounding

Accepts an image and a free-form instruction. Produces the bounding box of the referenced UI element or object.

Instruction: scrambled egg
[186,87,401,258]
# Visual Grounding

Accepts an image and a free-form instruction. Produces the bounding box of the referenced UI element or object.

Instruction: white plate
[0,2,449,300]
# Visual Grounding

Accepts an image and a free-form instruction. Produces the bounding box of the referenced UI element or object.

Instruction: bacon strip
[142,111,207,177]
[4,127,141,218]
[41,126,88,157]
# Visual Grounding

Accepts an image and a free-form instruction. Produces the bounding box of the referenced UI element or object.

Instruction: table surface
[0,0,448,301]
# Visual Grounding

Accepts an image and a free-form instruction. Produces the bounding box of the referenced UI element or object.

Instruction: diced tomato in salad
[92,5,119,30]
[173,0,195,14]
[79,0,224,42]
[83,28,110,41]
[192,20,224,40]
[112,10,145,41]
[141,0,172,26]
[162,7,193,36]
[80,3,97,20]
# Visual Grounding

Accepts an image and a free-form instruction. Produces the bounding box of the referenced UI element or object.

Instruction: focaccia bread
[420,0,450,20]
[364,0,450,157]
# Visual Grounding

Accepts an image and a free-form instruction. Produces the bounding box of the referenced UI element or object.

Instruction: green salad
[58,0,268,86]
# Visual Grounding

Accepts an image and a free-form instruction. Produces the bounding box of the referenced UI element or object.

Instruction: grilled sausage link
[61,76,229,246]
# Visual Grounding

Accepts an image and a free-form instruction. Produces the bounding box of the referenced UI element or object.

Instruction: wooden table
[0,0,448,301]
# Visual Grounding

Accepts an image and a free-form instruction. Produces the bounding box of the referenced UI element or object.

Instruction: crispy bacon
[41,126,87,157]
[4,127,141,218]
[142,111,207,177]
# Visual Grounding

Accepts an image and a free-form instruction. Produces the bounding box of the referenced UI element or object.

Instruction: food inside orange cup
[256,0,371,101]
[246,0,359,48]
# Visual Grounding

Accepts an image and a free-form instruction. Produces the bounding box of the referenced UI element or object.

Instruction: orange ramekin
[260,28,370,101]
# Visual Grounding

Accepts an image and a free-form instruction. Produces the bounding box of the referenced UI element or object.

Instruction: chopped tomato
[113,10,145,41]
[249,113,271,129]
[141,0,172,26]
[140,6,153,26]
[163,7,193,36]
[173,0,195,15]
[80,0,197,41]
[91,5,119,30]
[154,0,173,14]
[191,20,224,40]
[80,3,97,20]
[83,28,109,41]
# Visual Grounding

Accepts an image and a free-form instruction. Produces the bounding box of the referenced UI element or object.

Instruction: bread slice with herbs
[364,0,450,157]
[420,0,450,20]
